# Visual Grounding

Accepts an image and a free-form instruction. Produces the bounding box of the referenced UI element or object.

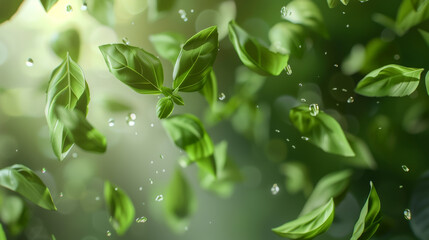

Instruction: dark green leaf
[0,0,23,24]
[0,224,5,240]
[396,0,429,35]
[39,0,59,12]
[300,170,353,215]
[104,181,135,235]
[45,53,89,160]
[0,165,56,211]
[228,20,289,76]
[87,0,115,27]
[0,195,29,235]
[156,97,174,119]
[289,105,355,157]
[355,64,423,97]
[199,70,218,108]
[50,29,80,61]
[410,170,429,239]
[268,22,307,57]
[272,198,335,239]
[411,0,428,11]
[350,182,382,240]
[99,44,164,94]
[147,0,176,21]
[149,32,185,64]
[360,38,398,74]
[55,107,107,153]
[419,28,429,47]
[173,26,219,92]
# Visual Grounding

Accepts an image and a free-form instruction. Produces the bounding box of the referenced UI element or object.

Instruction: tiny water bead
[271,183,280,195]
[149,178,153,184]
[126,113,136,126]
[394,54,400,60]
[300,98,307,103]
[114,187,118,191]
[280,6,291,17]
[399,185,404,189]
[275,129,280,133]
[122,37,130,45]
[41,168,46,173]
[81,3,87,11]
[346,24,350,28]
[72,152,78,158]
[155,195,164,202]
[150,123,154,127]
[136,216,148,223]
[404,209,411,220]
[402,165,410,172]
[26,58,34,67]
[108,118,115,127]
[160,154,165,159]
[301,136,309,141]
[347,96,354,103]
[309,103,319,116]
[139,187,143,191]
[218,93,226,101]
[334,64,339,68]
[291,145,296,149]
[95,196,100,201]
[106,230,112,237]
[66,4,73,13]
[178,9,188,22]
[341,88,348,92]
[285,64,292,75]
[59,192,64,198]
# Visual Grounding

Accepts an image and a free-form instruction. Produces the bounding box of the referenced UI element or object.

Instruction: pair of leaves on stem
[99,26,219,119]
[45,53,106,161]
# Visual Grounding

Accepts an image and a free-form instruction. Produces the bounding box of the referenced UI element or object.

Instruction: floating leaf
[0,165,56,211]
[355,64,423,97]
[228,20,289,76]
[50,29,80,61]
[0,0,23,24]
[99,44,164,94]
[272,198,335,239]
[0,195,29,235]
[156,97,174,119]
[104,181,135,235]
[350,182,382,240]
[173,26,219,92]
[147,0,176,21]
[268,22,307,57]
[410,170,429,239]
[51,235,56,240]
[199,70,218,108]
[87,0,115,27]
[289,105,355,157]
[149,32,185,64]
[39,0,58,12]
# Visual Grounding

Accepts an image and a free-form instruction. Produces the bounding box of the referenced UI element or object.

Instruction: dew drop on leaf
[292,145,296,149]
[399,185,404,189]
[404,209,411,220]
[342,11,346,14]
[346,24,350,28]
[300,98,307,103]
[309,103,319,116]
[26,58,34,67]
[402,165,410,172]
[149,178,153,184]
[271,183,280,195]
[108,118,115,127]
[155,194,164,202]
[72,152,78,158]
[66,4,73,13]
[341,88,348,92]
[150,123,154,127]
[139,187,143,191]
[334,64,339,68]
[218,93,226,101]
[347,96,354,103]
[136,216,148,223]
[122,37,130,45]
[298,83,303,87]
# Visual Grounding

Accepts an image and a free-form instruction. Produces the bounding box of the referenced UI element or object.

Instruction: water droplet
[404,209,411,220]
[341,88,348,92]
[41,168,46,173]
[271,183,280,195]
[334,64,339,68]
[332,87,338,91]
[15,149,18,152]
[155,170,159,174]
[149,178,153,184]
[285,64,292,75]
[298,83,303,87]
[324,51,328,55]
[178,9,188,22]
[286,138,290,142]
[275,129,280,133]
[291,145,296,149]
[122,37,130,45]
[301,136,309,141]
[309,104,319,116]
[184,226,189,231]
[280,6,291,17]
[106,230,112,237]
[190,9,194,13]
[394,54,400,60]
[150,123,154,127]
[81,3,87,11]
[26,58,34,67]
[347,96,354,103]
[376,101,380,104]
[155,194,164,202]
[346,24,350,28]
[399,185,404,189]
[218,93,226,101]
[131,21,135,25]
[95,196,100,201]
[136,216,148,223]
[139,187,143,191]
[66,4,73,13]
[300,98,307,103]
[108,118,115,127]
[126,113,136,126]
[402,165,410,172]
[378,127,382,130]
[114,187,118,191]
[59,192,64,198]
[342,11,346,14]
[162,169,166,173]
[72,152,78,158]
[160,154,164,159]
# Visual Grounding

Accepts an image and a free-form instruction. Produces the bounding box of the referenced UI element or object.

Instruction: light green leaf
[173,26,219,92]
[39,0,58,12]
[55,107,107,153]
[45,53,89,160]
[272,198,335,239]
[99,44,164,94]
[228,20,289,76]
[162,114,214,161]
[0,0,23,24]
[0,195,29,235]
[199,70,218,108]
[268,22,307,57]
[51,235,56,240]
[156,97,174,119]
[396,0,429,35]
[104,181,135,235]
[410,170,429,239]
[149,32,185,64]
[289,105,355,157]
[147,0,176,21]
[50,29,80,61]
[300,170,353,215]
[87,0,115,27]
[0,165,56,211]
[355,64,423,97]
[350,182,382,240]
[281,0,328,38]
[0,224,5,240]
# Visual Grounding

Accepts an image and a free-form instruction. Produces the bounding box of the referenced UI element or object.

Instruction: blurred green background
[0,0,428,239]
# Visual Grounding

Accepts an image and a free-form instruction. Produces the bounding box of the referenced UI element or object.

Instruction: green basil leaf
[269,22,307,57]
[0,224,5,240]
[396,0,429,35]
[104,181,135,235]
[39,0,58,12]
[50,29,80,61]
[0,195,29,235]
[173,26,219,92]
[156,97,174,119]
[300,170,353,215]
[147,0,176,21]
[0,165,56,211]
[45,53,89,160]
[149,32,185,64]
[99,44,164,94]
[281,0,328,38]
[410,170,429,239]
[165,168,196,232]
[199,70,218,108]
[162,114,214,161]
[87,0,115,27]
[0,0,23,24]
[55,107,107,153]
[228,20,289,76]
[360,38,397,74]
[272,198,335,239]
[289,105,355,157]
[350,182,382,240]
[355,64,424,97]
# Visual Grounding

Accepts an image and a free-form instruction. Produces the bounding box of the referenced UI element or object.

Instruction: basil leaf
[0,0,23,25]
[99,44,164,94]
[55,107,107,153]
[281,0,328,38]
[350,182,382,240]
[396,0,429,35]
[0,224,5,240]
[173,26,219,92]
[300,170,353,215]
[51,235,56,240]
[410,170,429,239]
[45,53,89,160]
[0,165,56,211]
[87,0,115,27]
[156,97,174,119]
[289,105,355,157]
[50,29,80,61]
[104,181,135,235]
[272,198,335,239]
[269,22,307,57]
[149,32,185,64]
[228,20,289,76]
[147,0,176,21]
[199,70,218,108]
[165,168,196,232]
[355,64,424,97]
[39,0,58,12]
[0,195,29,235]
[162,114,214,161]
